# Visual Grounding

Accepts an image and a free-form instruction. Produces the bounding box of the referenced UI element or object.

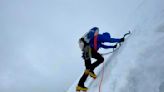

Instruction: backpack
[79,27,99,51]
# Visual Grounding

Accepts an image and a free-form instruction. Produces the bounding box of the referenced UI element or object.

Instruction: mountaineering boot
[85,69,96,79]
[76,85,88,91]
[84,69,90,75]
[89,70,97,79]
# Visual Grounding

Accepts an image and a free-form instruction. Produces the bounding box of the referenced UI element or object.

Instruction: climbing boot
[89,70,97,79]
[76,85,88,91]
[84,69,90,75]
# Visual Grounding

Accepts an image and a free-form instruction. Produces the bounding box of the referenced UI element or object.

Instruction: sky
[0,0,141,92]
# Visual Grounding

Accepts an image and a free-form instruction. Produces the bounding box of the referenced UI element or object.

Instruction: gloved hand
[120,37,124,42]
[113,44,117,48]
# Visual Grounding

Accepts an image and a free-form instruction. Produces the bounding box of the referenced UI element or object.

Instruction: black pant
[78,48,104,87]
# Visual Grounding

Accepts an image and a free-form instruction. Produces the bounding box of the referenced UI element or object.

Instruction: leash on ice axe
[101,31,131,56]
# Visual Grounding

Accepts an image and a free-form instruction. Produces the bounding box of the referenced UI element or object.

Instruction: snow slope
[68,0,164,92]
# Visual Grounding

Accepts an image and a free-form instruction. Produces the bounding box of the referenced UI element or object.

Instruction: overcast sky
[0,0,139,92]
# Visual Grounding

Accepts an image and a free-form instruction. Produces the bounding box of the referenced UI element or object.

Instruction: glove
[120,38,124,42]
[113,44,117,48]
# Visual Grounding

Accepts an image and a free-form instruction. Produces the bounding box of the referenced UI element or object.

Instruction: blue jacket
[89,32,122,50]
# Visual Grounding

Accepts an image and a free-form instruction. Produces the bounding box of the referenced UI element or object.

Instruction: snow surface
[67,0,164,92]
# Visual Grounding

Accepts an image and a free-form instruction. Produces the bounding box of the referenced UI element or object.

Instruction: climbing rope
[99,61,105,92]
[98,31,131,92]
[98,44,120,92]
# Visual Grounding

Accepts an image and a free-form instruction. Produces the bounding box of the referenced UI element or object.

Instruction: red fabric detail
[94,32,98,50]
